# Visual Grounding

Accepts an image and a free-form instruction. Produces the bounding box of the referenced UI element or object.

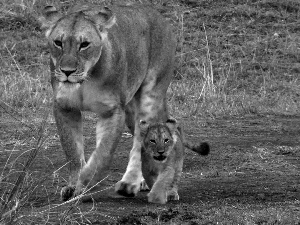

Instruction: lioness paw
[115,181,140,197]
[147,192,167,204]
[61,186,75,201]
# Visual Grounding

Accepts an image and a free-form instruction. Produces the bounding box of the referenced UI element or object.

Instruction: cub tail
[183,142,210,156]
[177,125,210,156]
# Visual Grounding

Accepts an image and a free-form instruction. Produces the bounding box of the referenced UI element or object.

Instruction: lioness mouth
[153,155,166,161]
[61,80,83,85]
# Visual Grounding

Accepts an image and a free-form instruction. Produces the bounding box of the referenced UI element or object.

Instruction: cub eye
[164,139,170,143]
[53,40,62,48]
[149,139,156,144]
[80,41,90,50]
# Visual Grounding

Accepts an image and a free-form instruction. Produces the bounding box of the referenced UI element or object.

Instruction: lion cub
[139,119,210,204]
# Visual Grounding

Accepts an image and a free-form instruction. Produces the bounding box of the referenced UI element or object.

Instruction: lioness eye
[80,41,90,49]
[149,139,156,144]
[54,40,62,48]
[164,139,169,143]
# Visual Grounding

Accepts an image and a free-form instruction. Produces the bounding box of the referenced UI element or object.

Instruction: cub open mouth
[153,155,166,161]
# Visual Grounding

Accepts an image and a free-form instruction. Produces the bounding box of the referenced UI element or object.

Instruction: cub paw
[140,179,150,191]
[167,191,179,201]
[147,191,167,204]
[61,186,75,201]
[115,181,140,197]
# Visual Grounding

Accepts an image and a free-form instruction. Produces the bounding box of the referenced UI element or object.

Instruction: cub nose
[157,149,165,154]
[60,69,77,77]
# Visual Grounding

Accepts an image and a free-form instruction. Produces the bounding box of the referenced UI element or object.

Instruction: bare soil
[1,113,300,224]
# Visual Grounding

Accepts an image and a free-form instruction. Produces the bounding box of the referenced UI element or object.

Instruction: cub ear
[92,6,116,29]
[39,6,62,33]
[139,120,149,138]
[165,118,178,134]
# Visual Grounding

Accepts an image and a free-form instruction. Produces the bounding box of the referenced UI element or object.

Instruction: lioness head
[39,5,116,83]
[140,119,178,162]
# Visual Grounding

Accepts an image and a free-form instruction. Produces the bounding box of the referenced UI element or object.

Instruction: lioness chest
[54,81,119,114]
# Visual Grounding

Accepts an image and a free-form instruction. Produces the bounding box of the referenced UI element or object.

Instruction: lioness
[139,119,210,204]
[39,4,176,201]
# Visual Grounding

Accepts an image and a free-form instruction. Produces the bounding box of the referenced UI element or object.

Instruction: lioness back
[106,5,175,88]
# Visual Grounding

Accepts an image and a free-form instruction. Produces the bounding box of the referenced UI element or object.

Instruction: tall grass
[167,0,300,118]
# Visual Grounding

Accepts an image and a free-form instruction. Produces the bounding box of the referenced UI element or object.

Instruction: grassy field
[1,0,300,224]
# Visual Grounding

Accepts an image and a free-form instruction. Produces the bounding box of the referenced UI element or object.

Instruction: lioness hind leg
[115,16,175,196]
[115,133,143,197]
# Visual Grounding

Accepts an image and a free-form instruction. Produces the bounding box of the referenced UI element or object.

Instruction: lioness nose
[61,69,76,77]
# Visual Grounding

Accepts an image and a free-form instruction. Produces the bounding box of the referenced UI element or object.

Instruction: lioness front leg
[53,103,85,201]
[75,108,125,196]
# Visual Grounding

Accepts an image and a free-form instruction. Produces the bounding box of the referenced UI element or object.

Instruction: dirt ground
[1,113,300,224]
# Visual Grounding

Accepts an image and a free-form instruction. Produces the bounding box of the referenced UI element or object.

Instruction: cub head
[39,5,116,83]
[140,119,178,162]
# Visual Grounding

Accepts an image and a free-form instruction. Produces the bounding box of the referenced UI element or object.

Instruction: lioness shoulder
[139,119,210,204]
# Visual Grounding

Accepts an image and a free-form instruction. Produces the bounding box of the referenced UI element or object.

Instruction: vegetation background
[1,0,300,224]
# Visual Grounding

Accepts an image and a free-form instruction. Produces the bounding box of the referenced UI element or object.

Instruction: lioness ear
[165,118,178,134]
[139,120,149,138]
[93,6,116,29]
[39,6,62,34]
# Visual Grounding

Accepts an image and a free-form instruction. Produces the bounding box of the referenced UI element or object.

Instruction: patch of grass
[0,113,49,223]
[166,0,300,117]
[0,1,51,113]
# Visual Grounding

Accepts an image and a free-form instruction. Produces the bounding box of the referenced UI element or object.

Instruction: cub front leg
[53,103,85,201]
[167,186,179,201]
[148,190,168,204]
[75,108,125,196]
[147,167,175,204]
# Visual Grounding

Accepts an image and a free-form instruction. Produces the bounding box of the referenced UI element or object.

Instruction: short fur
[39,4,176,201]
[139,119,209,204]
